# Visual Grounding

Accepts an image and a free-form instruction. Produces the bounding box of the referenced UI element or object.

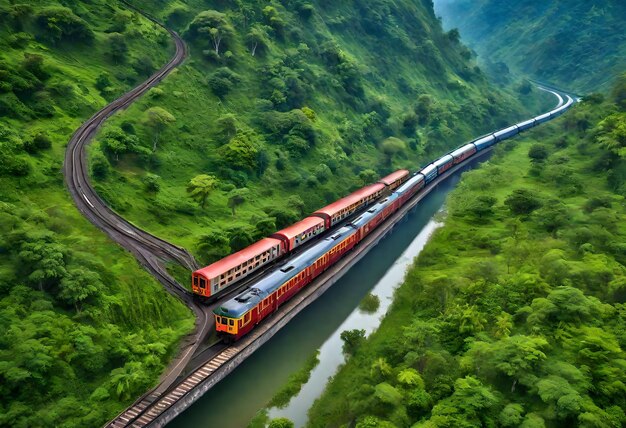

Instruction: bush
[504,189,542,215]
[24,133,52,153]
[36,7,93,44]
[91,153,110,180]
[359,293,380,313]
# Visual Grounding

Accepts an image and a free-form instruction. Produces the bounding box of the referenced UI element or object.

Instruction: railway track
[62,0,214,404]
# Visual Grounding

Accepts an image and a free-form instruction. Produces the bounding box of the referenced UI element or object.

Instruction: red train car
[378,169,410,190]
[192,237,286,298]
[271,216,326,252]
[313,183,385,228]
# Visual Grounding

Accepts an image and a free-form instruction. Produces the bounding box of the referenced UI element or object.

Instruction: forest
[435,0,626,92]
[0,0,548,425]
[85,0,548,271]
[0,2,194,426]
[306,76,626,427]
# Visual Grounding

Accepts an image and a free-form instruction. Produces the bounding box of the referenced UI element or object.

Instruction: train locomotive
[209,95,575,341]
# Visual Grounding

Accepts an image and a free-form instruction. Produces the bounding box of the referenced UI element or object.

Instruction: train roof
[378,169,410,186]
[350,194,398,228]
[195,237,283,279]
[474,134,496,145]
[273,216,325,241]
[433,154,453,167]
[516,119,535,128]
[215,226,358,318]
[494,125,518,136]
[451,143,476,157]
[420,163,437,176]
[395,174,424,195]
[314,183,386,217]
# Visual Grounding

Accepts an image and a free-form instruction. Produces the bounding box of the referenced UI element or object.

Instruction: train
[211,94,575,341]
[192,170,410,299]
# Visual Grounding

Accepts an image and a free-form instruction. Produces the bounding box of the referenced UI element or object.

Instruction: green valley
[86,0,545,269]
[306,77,626,427]
[435,0,626,92]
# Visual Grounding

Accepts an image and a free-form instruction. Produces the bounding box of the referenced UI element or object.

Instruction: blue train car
[473,135,496,151]
[494,125,519,141]
[534,112,551,124]
[516,119,535,132]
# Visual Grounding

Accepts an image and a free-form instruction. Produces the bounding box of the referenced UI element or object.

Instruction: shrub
[36,7,93,44]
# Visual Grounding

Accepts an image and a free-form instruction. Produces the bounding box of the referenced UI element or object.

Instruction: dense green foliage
[0,2,194,426]
[435,0,626,92]
[307,77,626,427]
[88,0,548,268]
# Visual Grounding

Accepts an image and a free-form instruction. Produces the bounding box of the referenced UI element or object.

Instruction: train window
[229,319,234,326]
[199,278,206,288]
[236,272,241,278]
[193,276,198,286]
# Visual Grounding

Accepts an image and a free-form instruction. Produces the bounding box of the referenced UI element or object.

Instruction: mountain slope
[307,75,626,428]
[89,0,545,268]
[434,0,626,92]
[0,2,194,426]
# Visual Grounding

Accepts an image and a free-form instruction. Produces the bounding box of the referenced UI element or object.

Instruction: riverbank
[306,92,626,427]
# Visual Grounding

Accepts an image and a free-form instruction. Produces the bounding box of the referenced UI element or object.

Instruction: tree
[254,217,276,239]
[246,25,270,56]
[91,152,110,180]
[286,195,305,215]
[142,173,160,193]
[424,376,499,427]
[107,33,128,63]
[340,329,365,355]
[227,187,249,216]
[219,130,261,172]
[186,10,234,56]
[359,169,378,185]
[380,137,406,166]
[196,232,230,264]
[397,368,424,388]
[142,107,175,152]
[18,233,67,291]
[187,174,218,209]
[528,144,549,163]
[504,189,542,215]
[108,362,149,400]
[58,268,102,312]
[94,72,111,93]
[100,126,138,161]
[268,418,294,428]
[370,357,392,381]
[216,114,238,143]
[228,226,254,251]
[468,195,497,218]
[36,7,93,44]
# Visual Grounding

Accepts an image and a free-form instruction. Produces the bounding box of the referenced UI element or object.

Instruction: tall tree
[142,107,175,152]
[227,187,250,216]
[186,174,218,209]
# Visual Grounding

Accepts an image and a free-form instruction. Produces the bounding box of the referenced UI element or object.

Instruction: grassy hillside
[88,0,547,270]
[0,2,194,426]
[306,76,626,427]
[434,0,626,92]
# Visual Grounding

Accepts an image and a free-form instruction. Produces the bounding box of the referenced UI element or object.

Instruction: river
[169,158,487,428]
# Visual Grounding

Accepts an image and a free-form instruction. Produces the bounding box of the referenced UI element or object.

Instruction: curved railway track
[62,0,214,403]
